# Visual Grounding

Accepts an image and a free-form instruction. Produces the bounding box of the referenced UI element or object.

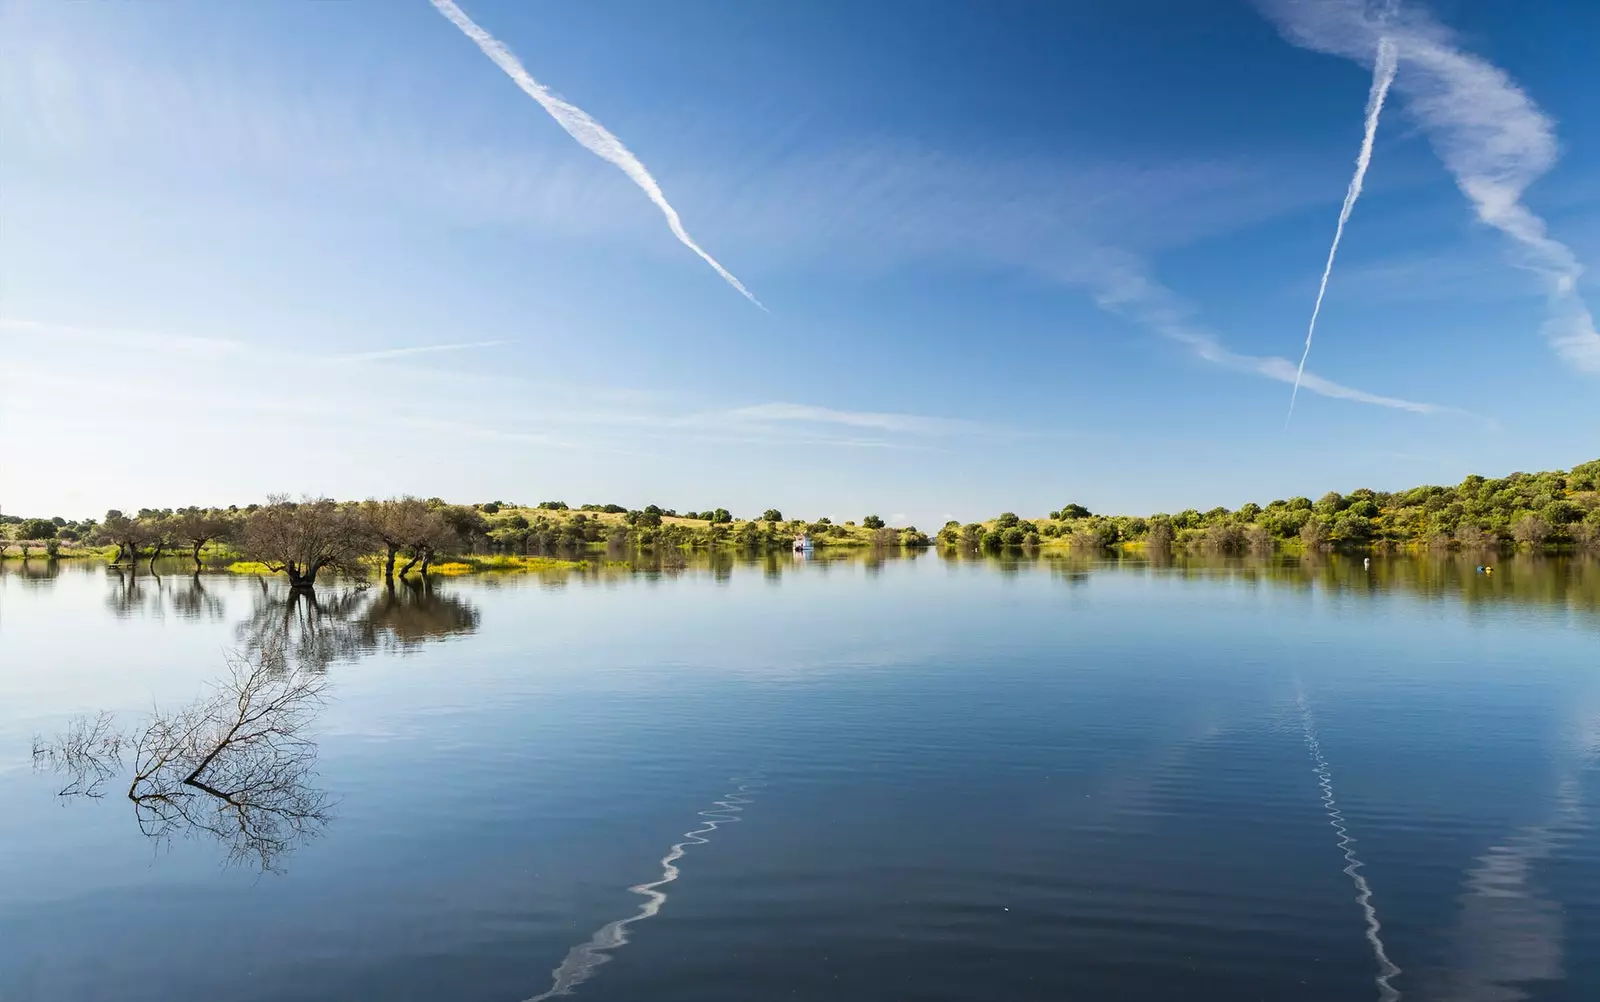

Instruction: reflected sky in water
[1,553,1597,1002]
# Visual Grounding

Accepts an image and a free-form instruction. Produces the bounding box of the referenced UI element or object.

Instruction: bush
[862,515,885,529]
[1512,514,1551,547]
[18,518,56,540]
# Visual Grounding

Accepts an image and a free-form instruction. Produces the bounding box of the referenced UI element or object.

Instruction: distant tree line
[937,458,1600,554]
[10,458,1589,574]
[1,496,932,582]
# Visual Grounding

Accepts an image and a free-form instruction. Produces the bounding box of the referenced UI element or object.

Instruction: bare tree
[34,650,332,872]
[171,507,232,572]
[1511,514,1551,547]
[243,496,375,590]
[31,711,125,797]
[33,650,331,871]
[362,497,449,580]
[395,510,459,579]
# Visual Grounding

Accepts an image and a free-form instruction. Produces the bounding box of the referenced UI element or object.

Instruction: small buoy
[1363,557,1371,569]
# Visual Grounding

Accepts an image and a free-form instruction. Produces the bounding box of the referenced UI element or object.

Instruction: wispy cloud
[0,316,244,359]
[429,0,763,309]
[1085,252,1446,414]
[1259,0,1600,374]
[720,402,978,435]
[326,340,506,363]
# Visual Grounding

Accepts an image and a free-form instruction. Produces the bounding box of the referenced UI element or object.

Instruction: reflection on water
[27,572,481,872]
[34,649,331,872]
[1296,686,1401,1002]
[1440,702,1600,1002]
[4,550,1599,1001]
[526,778,763,1001]
[5,550,1596,623]
[236,579,480,672]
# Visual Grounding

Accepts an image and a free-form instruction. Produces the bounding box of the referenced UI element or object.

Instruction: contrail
[328,340,505,362]
[523,777,762,1000]
[1297,687,1402,1001]
[1261,0,1600,376]
[429,0,764,309]
[1287,36,1398,425]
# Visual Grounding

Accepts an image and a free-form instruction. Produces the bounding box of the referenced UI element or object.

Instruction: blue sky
[2,0,1596,525]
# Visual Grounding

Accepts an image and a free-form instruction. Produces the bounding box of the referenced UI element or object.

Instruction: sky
[2,0,1597,525]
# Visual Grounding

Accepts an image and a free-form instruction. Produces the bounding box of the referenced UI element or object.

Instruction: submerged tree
[33,649,332,872]
[362,497,450,580]
[244,497,374,590]
[171,507,232,572]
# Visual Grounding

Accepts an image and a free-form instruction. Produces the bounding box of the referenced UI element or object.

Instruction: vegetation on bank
[938,458,1600,555]
[2,459,1595,578]
[0,496,930,586]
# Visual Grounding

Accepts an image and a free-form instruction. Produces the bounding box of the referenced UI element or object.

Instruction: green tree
[862,514,886,529]
[18,518,56,541]
[761,509,782,523]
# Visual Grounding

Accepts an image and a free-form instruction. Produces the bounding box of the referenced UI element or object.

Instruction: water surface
[2,552,1597,1001]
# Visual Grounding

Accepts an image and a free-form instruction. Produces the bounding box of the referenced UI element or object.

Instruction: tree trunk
[192,541,205,573]
[384,543,398,581]
[397,550,420,578]
[112,542,127,564]
[285,563,317,591]
[419,546,434,577]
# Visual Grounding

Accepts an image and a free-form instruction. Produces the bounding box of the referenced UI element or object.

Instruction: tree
[709,508,733,524]
[362,497,448,580]
[397,506,466,577]
[862,514,886,529]
[1145,517,1174,554]
[761,509,782,523]
[100,510,155,565]
[1512,514,1551,547]
[171,507,232,572]
[1058,503,1092,520]
[18,518,56,541]
[1299,516,1330,551]
[142,514,173,570]
[627,508,662,528]
[243,497,375,590]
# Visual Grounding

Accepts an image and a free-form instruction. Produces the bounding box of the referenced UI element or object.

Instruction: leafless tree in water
[31,711,125,797]
[32,649,332,872]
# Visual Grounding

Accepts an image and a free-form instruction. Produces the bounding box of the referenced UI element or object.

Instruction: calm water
[2,553,1597,1002]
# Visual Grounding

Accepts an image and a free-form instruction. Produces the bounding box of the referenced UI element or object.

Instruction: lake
[2,552,1597,1002]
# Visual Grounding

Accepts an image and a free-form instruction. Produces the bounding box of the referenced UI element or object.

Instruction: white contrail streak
[429,0,764,309]
[1287,36,1398,425]
[1297,687,1402,1001]
[524,778,762,1000]
[1262,0,1600,375]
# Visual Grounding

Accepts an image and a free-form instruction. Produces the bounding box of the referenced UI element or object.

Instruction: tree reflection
[236,579,480,671]
[33,649,331,873]
[170,574,225,621]
[359,580,482,654]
